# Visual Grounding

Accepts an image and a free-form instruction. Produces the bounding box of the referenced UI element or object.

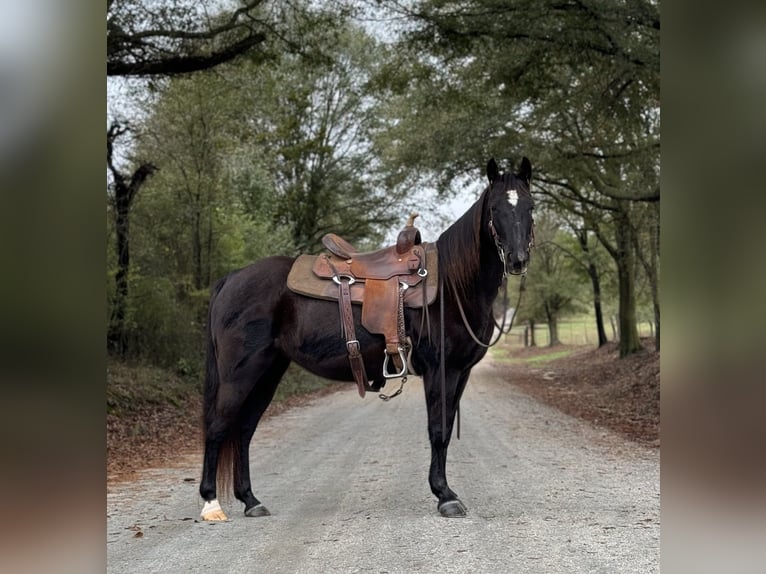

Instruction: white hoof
[201,499,228,521]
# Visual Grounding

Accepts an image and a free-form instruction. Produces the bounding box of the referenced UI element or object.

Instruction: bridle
[487,217,509,278]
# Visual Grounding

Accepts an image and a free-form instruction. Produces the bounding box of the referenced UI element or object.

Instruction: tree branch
[108,32,267,76]
[107,0,280,77]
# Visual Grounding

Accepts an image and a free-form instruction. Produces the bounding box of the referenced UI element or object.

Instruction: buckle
[346,339,361,355]
[333,274,356,285]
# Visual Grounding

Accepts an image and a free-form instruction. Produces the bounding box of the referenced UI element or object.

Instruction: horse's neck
[437,210,505,310]
[462,241,505,307]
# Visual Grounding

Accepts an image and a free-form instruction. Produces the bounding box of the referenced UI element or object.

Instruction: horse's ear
[487,158,499,183]
[518,157,532,185]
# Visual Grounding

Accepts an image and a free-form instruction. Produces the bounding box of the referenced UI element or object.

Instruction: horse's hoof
[201,499,228,521]
[244,503,271,517]
[438,499,467,518]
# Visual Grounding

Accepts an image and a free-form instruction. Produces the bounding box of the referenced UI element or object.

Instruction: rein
[451,273,525,349]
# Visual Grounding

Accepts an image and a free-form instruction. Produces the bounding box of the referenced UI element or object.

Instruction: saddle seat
[321,215,423,281]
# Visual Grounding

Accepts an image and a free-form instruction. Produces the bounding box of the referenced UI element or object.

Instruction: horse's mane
[436,186,490,297]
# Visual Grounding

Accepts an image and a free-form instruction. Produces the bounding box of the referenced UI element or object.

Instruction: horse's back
[213,255,294,303]
[209,255,296,339]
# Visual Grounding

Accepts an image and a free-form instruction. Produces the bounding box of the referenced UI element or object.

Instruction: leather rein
[450,272,525,349]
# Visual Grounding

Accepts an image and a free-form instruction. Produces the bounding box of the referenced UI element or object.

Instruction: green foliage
[224,24,404,253]
[516,214,589,328]
[121,273,207,369]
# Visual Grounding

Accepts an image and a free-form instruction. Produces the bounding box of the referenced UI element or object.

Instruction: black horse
[199,157,535,520]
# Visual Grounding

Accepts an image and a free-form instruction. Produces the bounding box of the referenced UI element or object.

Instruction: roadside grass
[107,359,198,416]
[489,346,577,365]
[107,358,336,417]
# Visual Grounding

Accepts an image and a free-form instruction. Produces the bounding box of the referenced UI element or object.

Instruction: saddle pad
[286,243,439,309]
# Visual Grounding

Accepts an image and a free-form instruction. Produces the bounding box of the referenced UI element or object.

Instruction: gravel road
[107,360,659,573]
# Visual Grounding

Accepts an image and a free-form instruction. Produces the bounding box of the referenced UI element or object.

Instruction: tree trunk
[109,195,130,355]
[631,202,660,352]
[205,207,214,288]
[650,208,660,351]
[614,207,642,357]
[545,306,561,347]
[588,262,609,346]
[528,319,537,347]
[575,228,608,347]
[548,318,560,346]
[107,128,128,356]
[106,124,156,356]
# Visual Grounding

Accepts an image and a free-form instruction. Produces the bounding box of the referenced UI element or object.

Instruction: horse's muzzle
[508,252,528,275]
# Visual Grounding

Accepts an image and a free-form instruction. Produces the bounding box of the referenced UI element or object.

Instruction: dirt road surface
[107,360,659,573]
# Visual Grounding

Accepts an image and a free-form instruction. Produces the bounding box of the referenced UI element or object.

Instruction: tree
[106,122,157,355]
[574,227,609,347]
[227,23,403,253]
[515,215,587,346]
[112,73,290,366]
[132,71,275,290]
[632,201,660,350]
[535,211,613,348]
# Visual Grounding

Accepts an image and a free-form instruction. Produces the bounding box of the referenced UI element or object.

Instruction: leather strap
[338,276,368,397]
[439,278,447,443]
[392,281,408,370]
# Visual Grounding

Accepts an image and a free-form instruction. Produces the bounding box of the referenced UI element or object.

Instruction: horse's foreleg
[424,370,471,517]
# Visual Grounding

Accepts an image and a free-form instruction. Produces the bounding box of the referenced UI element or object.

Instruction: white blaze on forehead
[507,189,519,206]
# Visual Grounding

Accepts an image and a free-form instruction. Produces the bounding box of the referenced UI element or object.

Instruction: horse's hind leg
[200,379,258,521]
[199,350,288,521]
[233,355,290,517]
[200,394,247,521]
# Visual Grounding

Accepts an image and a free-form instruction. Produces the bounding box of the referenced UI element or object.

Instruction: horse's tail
[202,276,236,500]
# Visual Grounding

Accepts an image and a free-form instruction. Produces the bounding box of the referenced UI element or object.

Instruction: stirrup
[382,347,408,379]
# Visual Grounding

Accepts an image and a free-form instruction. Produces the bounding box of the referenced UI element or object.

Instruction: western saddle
[286,214,437,397]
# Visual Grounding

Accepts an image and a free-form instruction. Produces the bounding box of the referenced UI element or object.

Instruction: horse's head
[485,157,535,275]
